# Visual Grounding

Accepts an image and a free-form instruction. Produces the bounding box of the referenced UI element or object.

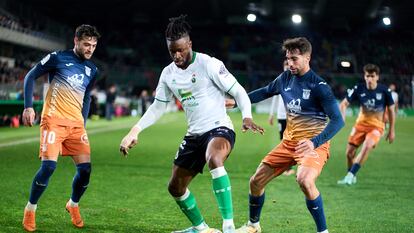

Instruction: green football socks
[211,167,233,220]
[175,189,204,226]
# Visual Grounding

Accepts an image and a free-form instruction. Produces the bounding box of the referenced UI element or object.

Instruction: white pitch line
[0,117,178,148]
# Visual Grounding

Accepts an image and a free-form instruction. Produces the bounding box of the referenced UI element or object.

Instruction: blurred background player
[119,15,263,233]
[105,84,117,120]
[383,83,398,129]
[229,37,344,233]
[22,24,100,232]
[268,60,294,176]
[337,64,395,185]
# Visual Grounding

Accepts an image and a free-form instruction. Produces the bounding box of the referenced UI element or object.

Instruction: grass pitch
[0,113,413,232]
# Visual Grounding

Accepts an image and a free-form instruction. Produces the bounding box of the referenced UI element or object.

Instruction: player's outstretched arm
[228,82,264,134]
[119,100,168,156]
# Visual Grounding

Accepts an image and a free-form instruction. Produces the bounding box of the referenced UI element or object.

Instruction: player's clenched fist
[119,125,141,156]
[22,107,35,127]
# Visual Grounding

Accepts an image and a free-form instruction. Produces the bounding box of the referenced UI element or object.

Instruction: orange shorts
[262,140,330,176]
[39,121,90,159]
[348,124,383,147]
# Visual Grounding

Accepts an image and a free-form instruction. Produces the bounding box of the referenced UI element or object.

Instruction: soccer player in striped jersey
[120,15,263,233]
[229,37,344,233]
[337,64,395,185]
[22,25,100,232]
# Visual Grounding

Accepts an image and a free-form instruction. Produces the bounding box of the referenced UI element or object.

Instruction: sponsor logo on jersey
[347,88,354,97]
[284,87,291,91]
[67,74,85,89]
[360,93,366,97]
[219,65,228,75]
[302,89,311,99]
[287,99,301,113]
[178,89,198,107]
[363,99,376,110]
[85,66,91,76]
[81,134,89,144]
[65,63,74,67]
[40,54,51,65]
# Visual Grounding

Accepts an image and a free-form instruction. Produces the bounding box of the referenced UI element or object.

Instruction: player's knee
[249,175,263,192]
[346,148,356,158]
[41,160,57,174]
[35,160,57,185]
[365,140,376,150]
[167,181,185,197]
[296,176,314,191]
[346,151,354,160]
[206,154,224,169]
[76,163,91,183]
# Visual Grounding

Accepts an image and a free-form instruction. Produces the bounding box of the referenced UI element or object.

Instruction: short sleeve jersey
[346,83,394,129]
[154,52,237,135]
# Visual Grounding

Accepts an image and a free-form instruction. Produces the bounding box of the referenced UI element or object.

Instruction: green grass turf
[0,112,413,232]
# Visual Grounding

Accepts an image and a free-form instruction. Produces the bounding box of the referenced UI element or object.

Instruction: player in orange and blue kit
[231,37,344,233]
[337,64,395,185]
[21,25,100,232]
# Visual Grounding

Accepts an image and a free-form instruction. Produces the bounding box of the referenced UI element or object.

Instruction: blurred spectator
[88,88,99,120]
[105,84,117,120]
[139,90,150,116]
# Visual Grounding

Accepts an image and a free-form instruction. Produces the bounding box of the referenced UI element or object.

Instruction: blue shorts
[173,127,236,173]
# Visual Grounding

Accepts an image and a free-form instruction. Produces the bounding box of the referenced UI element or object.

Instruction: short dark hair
[165,15,191,41]
[75,24,101,40]
[363,64,380,74]
[282,37,312,55]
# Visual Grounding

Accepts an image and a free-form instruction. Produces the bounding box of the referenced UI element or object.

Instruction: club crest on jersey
[85,66,91,77]
[40,54,51,65]
[67,74,85,89]
[347,88,354,97]
[287,99,302,113]
[81,134,89,145]
[191,73,196,83]
[219,65,229,76]
[376,93,382,100]
[302,89,311,99]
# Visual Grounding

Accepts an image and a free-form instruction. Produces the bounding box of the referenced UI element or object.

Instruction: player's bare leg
[353,138,376,166]
[345,144,357,169]
[206,137,235,233]
[339,139,375,185]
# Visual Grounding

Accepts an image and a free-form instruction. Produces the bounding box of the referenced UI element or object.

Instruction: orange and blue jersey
[346,83,394,129]
[249,69,344,148]
[24,50,98,126]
